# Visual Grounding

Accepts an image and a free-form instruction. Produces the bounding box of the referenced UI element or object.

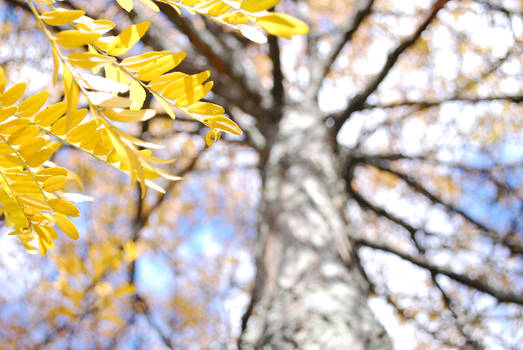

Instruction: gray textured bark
[239,104,392,350]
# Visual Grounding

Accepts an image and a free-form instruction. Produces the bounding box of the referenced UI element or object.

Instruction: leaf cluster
[0,0,307,254]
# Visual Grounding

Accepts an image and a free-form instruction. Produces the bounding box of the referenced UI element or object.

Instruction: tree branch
[431,273,485,350]
[268,34,284,114]
[349,183,425,236]
[137,294,179,350]
[310,0,375,97]
[350,178,485,348]
[362,94,523,110]
[354,237,523,305]
[364,161,523,256]
[332,0,449,135]
[347,157,523,255]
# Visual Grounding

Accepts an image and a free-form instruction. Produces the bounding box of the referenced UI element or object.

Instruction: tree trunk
[239,104,392,349]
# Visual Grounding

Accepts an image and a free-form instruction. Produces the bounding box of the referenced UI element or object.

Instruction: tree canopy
[0,0,522,349]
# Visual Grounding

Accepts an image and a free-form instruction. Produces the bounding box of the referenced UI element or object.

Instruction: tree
[0,0,522,349]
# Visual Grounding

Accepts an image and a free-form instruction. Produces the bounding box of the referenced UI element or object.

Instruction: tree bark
[239,104,392,349]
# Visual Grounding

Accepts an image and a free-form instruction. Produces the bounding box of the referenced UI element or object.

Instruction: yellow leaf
[34,0,55,4]
[88,92,132,108]
[93,129,114,156]
[123,241,139,262]
[34,101,67,126]
[0,83,27,106]
[41,9,85,26]
[0,106,17,122]
[120,131,164,149]
[104,65,130,86]
[138,149,168,161]
[116,0,134,12]
[51,109,86,135]
[103,108,156,122]
[42,176,67,192]
[38,236,51,256]
[12,180,40,194]
[8,125,39,145]
[187,102,224,115]
[130,80,146,110]
[18,195,49,211]
[180,0,200,6]
[161,71,210,99]
[55,213,79,240]
[49,198,80,217]
[35,225,58,242]
[121,51,170,71]
[54,30,101,48]
[222,12,250,25]
[17,91,49,117]
[94,36,117,51]
[114,283,136,297]
[19,137,47,156]
[241,0,279,12]
[205,129,220,146]
[0,142,14,155]
[140,0,160,12]
[107,22,150,56]
[68,52,116,70]
[74,18,115,34]
[106,148,121,164]
[148,72,186,91]
[62,66,79,118]
[208,2,231,16]
[136,52,187,81]
[36,167,68,181]
[3,170,30,182]
[0,119,30,135]
[26,146,60,167]
[256,13,309,38]
[66,120,100,143]
[78,73,129,93]
[0,67,5,93]
[204,115,242,135]
[0,155,24,168]
[52,47,60,84]
[80,131,101,151]
[175,81,213,107]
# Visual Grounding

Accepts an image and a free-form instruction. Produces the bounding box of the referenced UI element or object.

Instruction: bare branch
[370,162,523,256]
[351,243,482,348]
[268,35,284,114]
[349,183,424,236]
[137,294,179,350]
[350,180,485,348]
[431,274,485,350]
[354,237,523,305]
[310,0,375,96]
[362,94,523,110]
[471,0,523,17]
[332,0,449,135]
